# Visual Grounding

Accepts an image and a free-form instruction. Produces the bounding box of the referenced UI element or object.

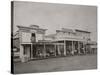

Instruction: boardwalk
[14,54,97,74]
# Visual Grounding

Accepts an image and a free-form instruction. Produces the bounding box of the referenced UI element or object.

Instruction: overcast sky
[13,1,97,41]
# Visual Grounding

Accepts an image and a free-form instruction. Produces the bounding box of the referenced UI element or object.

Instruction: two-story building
[45,28,91,56]
[13,25,47,62]
[13,25,93,62]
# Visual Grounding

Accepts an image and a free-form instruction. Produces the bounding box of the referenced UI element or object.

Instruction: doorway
[31,33,36,43]
[23,44,31,59]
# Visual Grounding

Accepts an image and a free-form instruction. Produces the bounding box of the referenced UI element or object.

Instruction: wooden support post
[20,45,24,62]
[71,41,74,55]
[78,41,80,54]
[31,43,33,59]
[54,44,56,56]
[43,43,46,57]
[20,45,24,58]
[57,45,61,55]
[64,40,66,56]
[83,42,85,54]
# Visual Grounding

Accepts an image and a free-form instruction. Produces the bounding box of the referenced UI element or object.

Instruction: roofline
[75,29,91,33]
[13,30,19,37]
[56,30,75,33]
[17,25,47,31]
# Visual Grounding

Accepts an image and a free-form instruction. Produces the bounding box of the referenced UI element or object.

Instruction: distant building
[12,25,96,62]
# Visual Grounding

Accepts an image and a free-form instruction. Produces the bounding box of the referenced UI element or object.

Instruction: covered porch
[19,40,91,62]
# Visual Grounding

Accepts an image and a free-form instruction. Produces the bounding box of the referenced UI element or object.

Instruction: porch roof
[21,42,64,45]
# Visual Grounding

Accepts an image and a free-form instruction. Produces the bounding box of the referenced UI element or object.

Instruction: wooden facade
[13,25,96,62]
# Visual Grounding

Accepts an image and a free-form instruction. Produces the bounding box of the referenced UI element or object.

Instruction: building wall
[55,30,91,41]
[36,33,44,42]
[18,26,46,43]
[75,31,90,41]
[21,32,31,43]
[20,31,44,43]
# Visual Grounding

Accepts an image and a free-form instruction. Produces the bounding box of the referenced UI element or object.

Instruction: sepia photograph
[11,1,97,74]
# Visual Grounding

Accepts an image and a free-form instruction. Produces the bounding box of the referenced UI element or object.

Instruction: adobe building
[13,25,95,62]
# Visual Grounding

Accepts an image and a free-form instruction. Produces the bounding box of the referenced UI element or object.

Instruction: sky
[13,1,97,41]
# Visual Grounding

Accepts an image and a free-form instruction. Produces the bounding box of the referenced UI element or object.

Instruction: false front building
[13,25,47,62]
[45,28,91,56]
[13,25,92,62]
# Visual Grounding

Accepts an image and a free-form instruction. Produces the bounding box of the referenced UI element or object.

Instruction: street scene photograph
[11,1,97,74]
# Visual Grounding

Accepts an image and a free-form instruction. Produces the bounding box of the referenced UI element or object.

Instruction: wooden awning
[21,42,64,45]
